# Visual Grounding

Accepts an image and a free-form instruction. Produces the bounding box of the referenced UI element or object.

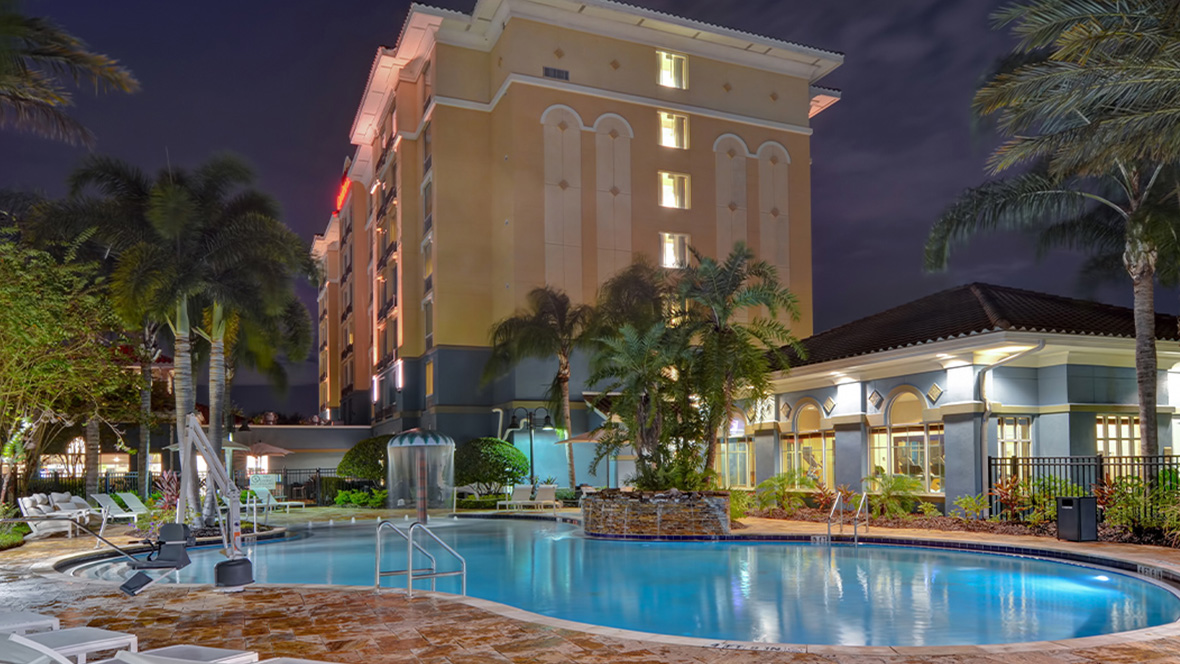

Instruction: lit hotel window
[660,232,689,268]
[658,171,690,209]
[658,111,688,149]
[657,50,687,89]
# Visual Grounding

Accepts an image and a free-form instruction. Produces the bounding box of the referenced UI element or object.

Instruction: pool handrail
[826,492,844,539]
[375,520,436,589]
[406,522,466,598]
[853,492,870,545]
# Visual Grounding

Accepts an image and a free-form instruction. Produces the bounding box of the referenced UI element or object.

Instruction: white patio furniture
[113,493,151,517]
[4,632,74,664]
[91,495,140,526]
[530,485,562,512]
[96,645,257,664]
[49,493,96,516]
[0,610,60,634]
[16,495,82,539]
[250,487,305,513]
[495,486,532,510]
[21,626,137,664]
[256,659,346,664]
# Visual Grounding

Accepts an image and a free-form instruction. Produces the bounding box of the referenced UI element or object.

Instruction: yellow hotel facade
[313,0,842,469]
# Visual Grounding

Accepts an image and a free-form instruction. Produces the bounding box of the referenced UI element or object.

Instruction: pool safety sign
[249,474,279,490]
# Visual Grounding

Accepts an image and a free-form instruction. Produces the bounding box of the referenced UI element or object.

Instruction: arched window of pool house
[869,391,944,494]
[782,403,834,488]
[714,416,753,489]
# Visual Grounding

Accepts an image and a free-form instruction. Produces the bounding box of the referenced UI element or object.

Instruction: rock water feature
[581,489,730,537]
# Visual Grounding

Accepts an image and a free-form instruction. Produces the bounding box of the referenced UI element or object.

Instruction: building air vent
[543,67,570,81]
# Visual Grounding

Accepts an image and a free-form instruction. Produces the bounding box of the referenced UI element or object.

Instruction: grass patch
[0,523,30,551]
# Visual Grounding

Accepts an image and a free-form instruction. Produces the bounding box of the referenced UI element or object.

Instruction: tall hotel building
[313,0,843,459]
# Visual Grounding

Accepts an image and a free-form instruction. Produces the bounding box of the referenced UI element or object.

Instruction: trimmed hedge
[337,436,390,481]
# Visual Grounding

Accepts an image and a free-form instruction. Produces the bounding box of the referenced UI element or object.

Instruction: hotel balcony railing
[378,298,396,321]
[340,343,354,359]
[377,241,398,270]
[424,274,433,294]
[318,308,328,322]
[425,333,434,351]
[340,304,352,322]
[319,339,328,351]
[341,264,353,282]
[341,385,355,398]
[319,371,327,383]
[374,404,396,422]
[375,353,395,373]
[341,224,352,242]
[423,213,433,234]
[377,186,397,218]
[423,154,432,174]
[375,140,394,174]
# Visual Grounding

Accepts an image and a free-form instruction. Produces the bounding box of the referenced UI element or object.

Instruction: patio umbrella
[248,442,292,457]
[162,440,249,452]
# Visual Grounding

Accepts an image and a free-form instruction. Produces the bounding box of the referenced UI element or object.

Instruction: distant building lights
[394,360,404,391]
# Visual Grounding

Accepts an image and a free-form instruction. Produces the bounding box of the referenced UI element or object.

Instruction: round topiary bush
[454,437,528,496]
[337,436,391,481]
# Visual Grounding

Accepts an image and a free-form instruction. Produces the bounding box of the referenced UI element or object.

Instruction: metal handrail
[826,493,844,538]
[853,492,870,546]
[406,522,466,598]
[375,520,436,588]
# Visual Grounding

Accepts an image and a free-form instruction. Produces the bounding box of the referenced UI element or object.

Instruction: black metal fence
[19,468,380,508]
[987,454,1180,524]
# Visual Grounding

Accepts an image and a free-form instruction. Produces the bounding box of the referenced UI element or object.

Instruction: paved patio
[3,509,1180,663]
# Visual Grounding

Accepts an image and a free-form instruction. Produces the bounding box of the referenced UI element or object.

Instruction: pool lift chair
[121,414,254,596]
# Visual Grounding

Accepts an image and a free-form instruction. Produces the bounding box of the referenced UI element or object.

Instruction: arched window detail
[781,402,833,487]
[869,390,944,494]
[593,114,633,285]
[714,134,750,258]
[757,142,790,280]
[542,105,584,297]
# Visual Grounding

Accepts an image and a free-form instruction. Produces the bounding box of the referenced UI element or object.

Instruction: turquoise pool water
[72,519,1180,646]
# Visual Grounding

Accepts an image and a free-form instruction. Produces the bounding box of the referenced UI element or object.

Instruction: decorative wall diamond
[554,48,565,59]
[769,207,780,218]
[868,390,883,410]
[823,396,836,415]
[927,383,944,403]
[779,401,792,422]
[609,59,621,70]
[557,120,568,131]
[609,185,620,196]
[722,82,732,92]
[608,128,619,139]
[727,202,738,212]
[769,91,779,101]
[558,180,569,191]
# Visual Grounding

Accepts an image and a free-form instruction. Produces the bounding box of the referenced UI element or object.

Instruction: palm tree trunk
[138,349,152,501]
[84,417,100,499]
[1130,265,1159,456]
[203,303,226,523]
[174,299,199,522]
[559,359,576,489]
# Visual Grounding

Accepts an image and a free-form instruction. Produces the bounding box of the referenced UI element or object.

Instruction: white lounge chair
[91,495,140,526]
[49,493,95,515]
[530,485,562,512]
[16,495,82,539]
[20,626,137,664]
[0,610,59,635]
[98,645,257,664]
[495,486,532,510]
[114,493,151,517]
[4,632,74,664]
[249,487,305,513]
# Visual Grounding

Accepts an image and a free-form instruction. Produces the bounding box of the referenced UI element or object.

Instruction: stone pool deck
[2,509,1180,663]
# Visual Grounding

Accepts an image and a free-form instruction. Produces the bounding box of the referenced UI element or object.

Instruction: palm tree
[484,287,595,488]
[0,0,138,145]
[677,242,801,477]
[974,1,1180,175]
[925,164,1180,455]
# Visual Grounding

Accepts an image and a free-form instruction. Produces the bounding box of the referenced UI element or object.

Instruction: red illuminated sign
[334,177,352,213]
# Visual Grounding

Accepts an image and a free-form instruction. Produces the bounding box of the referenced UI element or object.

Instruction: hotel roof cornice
[349,0,844,146]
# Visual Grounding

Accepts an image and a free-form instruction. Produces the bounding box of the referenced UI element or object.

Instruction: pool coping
[38,513,1180,657]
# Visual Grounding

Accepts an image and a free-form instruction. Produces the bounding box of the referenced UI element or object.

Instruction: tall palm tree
[0,0,138,145]
[925,164,1180,455]
[484,287,595,488]
[974,0,1180,175]
[677,242,801,477]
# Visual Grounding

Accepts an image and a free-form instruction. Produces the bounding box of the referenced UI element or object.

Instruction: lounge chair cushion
[2,633,73,664]
[31,494,49,506]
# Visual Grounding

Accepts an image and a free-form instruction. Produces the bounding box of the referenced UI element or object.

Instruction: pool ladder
[826,492,870,546]
[375,520,467,597]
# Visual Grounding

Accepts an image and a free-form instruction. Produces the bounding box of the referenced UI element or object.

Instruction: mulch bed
[740,507,1177,547]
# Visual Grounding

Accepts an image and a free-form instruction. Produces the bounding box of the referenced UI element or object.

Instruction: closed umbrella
[248,442,292,457]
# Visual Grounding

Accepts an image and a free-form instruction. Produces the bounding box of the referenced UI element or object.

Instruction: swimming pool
[70,519,1180,646]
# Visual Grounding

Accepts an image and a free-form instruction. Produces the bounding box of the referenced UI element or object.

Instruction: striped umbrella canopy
[387,428,454,447]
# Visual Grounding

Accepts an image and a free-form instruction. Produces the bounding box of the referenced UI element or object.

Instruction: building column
[943,411,983,509]
[832,422,866,489]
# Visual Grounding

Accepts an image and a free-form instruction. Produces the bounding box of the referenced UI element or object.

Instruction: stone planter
[581,489,730,537]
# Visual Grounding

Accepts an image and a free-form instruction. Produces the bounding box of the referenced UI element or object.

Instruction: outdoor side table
[0,610,60,634]
[23,626,138,663]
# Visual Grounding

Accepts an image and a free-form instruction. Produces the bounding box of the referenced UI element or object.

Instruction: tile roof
[790,282,1180,367]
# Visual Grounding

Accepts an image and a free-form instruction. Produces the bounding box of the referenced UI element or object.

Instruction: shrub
[864,474,921,518]
[333,488,388,509]
[917,501,941,517]
[813,481,836,511]
[454,438,529,495]
[457,495,504,510]
[756,471,813,515]
[952,493,989,520]
[337,436,390,481]
[729,490,752,521]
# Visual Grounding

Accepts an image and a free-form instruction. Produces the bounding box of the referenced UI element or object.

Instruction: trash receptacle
[1056,496,1097,541]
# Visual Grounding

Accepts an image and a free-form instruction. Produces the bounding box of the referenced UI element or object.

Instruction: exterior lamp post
[508,407,554,487]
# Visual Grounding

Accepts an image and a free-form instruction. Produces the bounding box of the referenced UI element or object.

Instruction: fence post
[316,470,322,507]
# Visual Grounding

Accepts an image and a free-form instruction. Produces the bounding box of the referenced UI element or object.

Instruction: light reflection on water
[72,520,1180,646]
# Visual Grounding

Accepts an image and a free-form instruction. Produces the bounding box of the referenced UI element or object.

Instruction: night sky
[0,1,1157,414]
